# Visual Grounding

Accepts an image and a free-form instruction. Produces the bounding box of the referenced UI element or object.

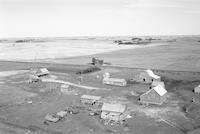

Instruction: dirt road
[41,78,110,91]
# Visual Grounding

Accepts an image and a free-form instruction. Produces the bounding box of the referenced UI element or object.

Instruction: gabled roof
[101,103,126,113]
[81,95,101,101]
[145,69,160,79]
[153,85,167,96]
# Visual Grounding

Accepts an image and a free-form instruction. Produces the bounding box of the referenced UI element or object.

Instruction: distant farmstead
[194,85,200,94]
[138,69,161,83]
[80,95,102,105]
[140,85,167,105]
[31,68,50,77]
[101,103,127,122]
[103,78,127,86]
[92,57,104,66]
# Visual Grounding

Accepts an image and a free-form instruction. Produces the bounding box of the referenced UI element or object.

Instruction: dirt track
[41,78,110,91]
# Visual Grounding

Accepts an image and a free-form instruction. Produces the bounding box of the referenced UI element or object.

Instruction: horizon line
[1,34,200,39]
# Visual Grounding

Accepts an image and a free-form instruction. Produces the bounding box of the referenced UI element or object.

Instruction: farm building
[80,95,102,105]
[92,57,104,66]
[103,78,127,86]
[194,85,200,94]
[101,103,127,122]
[138,69,161,83]
[151,81,165,88]
[140,85,167,105]
[31,68,49,77]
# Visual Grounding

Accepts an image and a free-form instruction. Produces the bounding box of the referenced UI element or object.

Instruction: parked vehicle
[45,114,61,123]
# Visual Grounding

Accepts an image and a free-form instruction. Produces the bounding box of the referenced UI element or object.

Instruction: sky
[0,0,200,37]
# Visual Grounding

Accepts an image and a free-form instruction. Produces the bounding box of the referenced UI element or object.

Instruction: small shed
[80,95,102,105]
[140,85,167,105]
[33,68,49,77]
[138,69,161,83]
[92,57,104,66]
[101,103,126,122]
[103,78,127,86]
[151,81,165,88]
[194,85,200,94]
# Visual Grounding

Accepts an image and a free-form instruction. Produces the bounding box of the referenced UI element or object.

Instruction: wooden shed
[80,95,102,105]
[138,69,161,84]
[140,85,167,105]
[101,103,127,122]
[92,57,104,66]
[31,68,49,77]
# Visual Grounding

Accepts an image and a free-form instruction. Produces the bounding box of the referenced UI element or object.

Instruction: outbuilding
[103,78,127,86]
[140,85,167,105]
[80,95,102,105]
[31,68,50,77]
[101,103,127,122]
[92,57,104,66]
[194,85,200,94]
[138,69,161,83]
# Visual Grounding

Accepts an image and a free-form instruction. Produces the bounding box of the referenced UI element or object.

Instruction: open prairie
[38,36,200,72]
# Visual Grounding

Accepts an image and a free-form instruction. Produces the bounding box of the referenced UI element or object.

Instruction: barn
[101,103,127,122]
[80,95,102,105]
[140,85,167,105]
[138,69,161,83]
[194,85,200,94]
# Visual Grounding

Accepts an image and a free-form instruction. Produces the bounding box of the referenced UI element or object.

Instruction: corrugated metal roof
[101,103,126,113]
[145,69,160,79]
[153,85,167,96]
[81,95,101,100]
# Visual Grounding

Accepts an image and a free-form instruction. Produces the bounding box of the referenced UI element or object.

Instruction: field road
[41,78,110,91]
